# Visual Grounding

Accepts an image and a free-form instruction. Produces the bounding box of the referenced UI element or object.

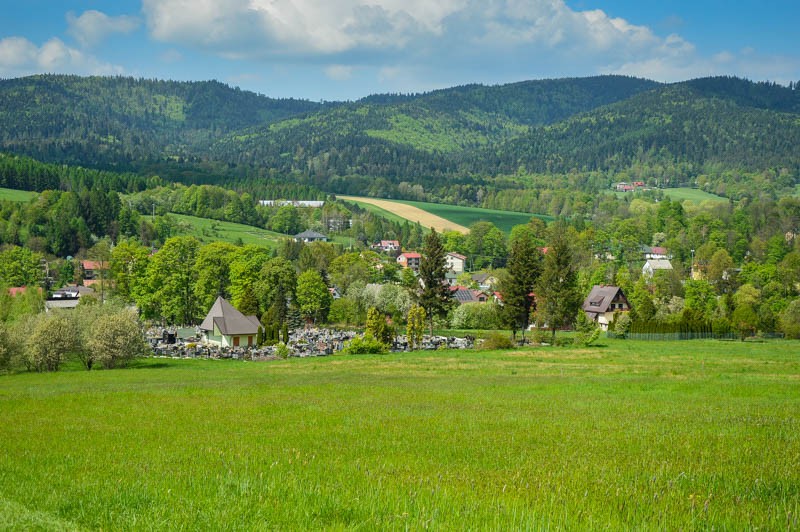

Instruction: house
[397,252,421,272]
[449,285,490,304]
[294,230,329,243]
[582,285,631,331]
[615,182,634,192]
[642,259,673,279]
[81,260,109,287]
[259,200,325,207]
[45,285,96,311]
[471,272,499,291]
[199,297,261,348]
[445,252,467,274]
[373,240,401,253]
[641,245,670,260]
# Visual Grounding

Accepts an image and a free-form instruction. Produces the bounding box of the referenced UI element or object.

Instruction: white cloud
[66,10,140,48]
[324,64,354,81]
[0,36,123,77]
[139,0,798,93]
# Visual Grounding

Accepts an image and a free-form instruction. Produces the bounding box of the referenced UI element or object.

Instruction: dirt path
[339,196,469,234]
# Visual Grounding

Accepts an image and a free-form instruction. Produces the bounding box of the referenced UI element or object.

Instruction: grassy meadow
[0,187,37,202]
[661,187,727,203]
[155,213,288,248]
[1,339,798,529]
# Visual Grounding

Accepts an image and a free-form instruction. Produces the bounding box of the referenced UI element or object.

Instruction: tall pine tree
[419,229,452,334]
[500,229,543,341]
[535,223,581,340]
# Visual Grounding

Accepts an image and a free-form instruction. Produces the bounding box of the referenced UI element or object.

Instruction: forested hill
[0,74,798,199]
[0,75,320,171]
[484,80,800,178]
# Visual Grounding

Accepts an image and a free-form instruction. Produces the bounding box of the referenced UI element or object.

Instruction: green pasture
[395,199,551,233]
[0,187,36,202]
[1,339,798,529]
[156,213,288,248]
[661,187,727,203]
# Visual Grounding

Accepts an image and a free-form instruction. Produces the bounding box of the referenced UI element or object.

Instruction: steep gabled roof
[200,296,260,335]
[582,285,629,314]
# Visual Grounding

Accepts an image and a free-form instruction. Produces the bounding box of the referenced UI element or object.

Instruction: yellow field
[339,195,469,234]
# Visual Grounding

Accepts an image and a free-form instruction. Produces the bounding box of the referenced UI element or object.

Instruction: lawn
[1,339,798,529]
[0,187,37,202]
[156,213,288,248]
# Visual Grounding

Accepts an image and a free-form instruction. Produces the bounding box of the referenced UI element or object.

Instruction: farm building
[582,285,631,331]
[199,297,260,348]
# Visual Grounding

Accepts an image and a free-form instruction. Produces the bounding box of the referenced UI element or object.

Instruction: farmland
[340,195,549,234]
[1,339,798,529]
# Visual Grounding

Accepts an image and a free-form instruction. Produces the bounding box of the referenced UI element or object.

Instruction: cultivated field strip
[339,195,470,234]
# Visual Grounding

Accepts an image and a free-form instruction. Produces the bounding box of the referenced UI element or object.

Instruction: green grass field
[156,213,288,248]
[661,187,727,203]
[1,339,798,529]
[0,187,37,202]
[394,199,551,233]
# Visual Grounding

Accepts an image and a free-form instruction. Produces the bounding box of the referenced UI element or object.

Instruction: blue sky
[1,0,798,101]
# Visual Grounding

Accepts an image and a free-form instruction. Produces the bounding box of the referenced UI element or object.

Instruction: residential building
[582,285,631,331]
[446,252,467,274]
[642,259,673,278]
[397,252,421,272]
[294,230,329,243]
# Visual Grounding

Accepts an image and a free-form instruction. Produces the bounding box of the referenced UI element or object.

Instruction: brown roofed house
[199,296,261,348]
[582,285,631,331]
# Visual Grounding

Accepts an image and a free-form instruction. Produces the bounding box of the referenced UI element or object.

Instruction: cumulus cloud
[139,0,797,92]
[66,10,140,48]
[0,36,123,77]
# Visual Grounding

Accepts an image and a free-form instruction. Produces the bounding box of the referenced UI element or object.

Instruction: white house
[446,252,467,274]
[199,297,261,348]
[642,259,673,279]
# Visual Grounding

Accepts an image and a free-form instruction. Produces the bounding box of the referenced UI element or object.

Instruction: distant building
[294,230,329,243]
[449,285,491,304]
[642,259,673,279]
[373,240,401,253]
[259,200,325,208]
[397,252,421,272]
[199,297,260,348]
[582,285,631,331]
[446,252,467,274]
[81,260,109,288]
[45,285,96,311]
[641,246,670,260]
[471,272,499,291]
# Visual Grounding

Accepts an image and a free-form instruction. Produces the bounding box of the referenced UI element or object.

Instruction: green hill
[0,74,798,204]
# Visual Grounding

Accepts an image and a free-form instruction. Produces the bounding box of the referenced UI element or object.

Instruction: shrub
[87,309,149,369]
[275,342,290,358]
[342,333,389,355]
[451,302,502,330]
[26,312,76,372]
[478,332,514,350]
